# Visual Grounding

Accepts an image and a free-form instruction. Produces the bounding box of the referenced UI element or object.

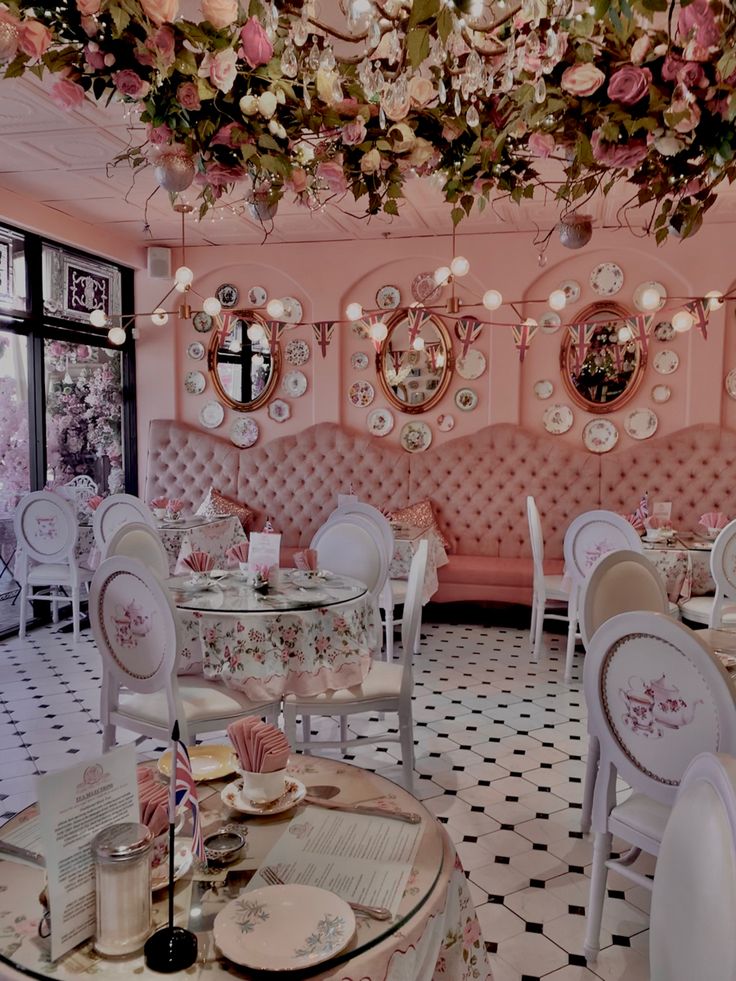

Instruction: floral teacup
[239,768,287,805]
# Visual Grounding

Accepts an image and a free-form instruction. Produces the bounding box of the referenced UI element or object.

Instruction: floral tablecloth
[390,528,448,605]
[643,542,714,603]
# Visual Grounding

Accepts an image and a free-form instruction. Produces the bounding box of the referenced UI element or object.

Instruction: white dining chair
[311,513,390,607]
[89,556,280,750]
[649,752,736,981]
[14,491,92,643]
[283,539,427,792]
[678,518,736,628]
[582,611,736,963]
[527,495,572,662]
[93,493,156,556]
[105,521,170,580]
[562,509,643,682]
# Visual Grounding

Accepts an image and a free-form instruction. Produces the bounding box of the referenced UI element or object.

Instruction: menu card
[653,501,673,523]
[248,531,281,571]
[38,745,139,961]
[247,805,422,915]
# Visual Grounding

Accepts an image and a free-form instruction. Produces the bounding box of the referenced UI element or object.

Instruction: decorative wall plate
[624,407,658,440]
[543,403,574,435]
[285,339,310,366]
[193,311,213,333]
[216,283,239,308]
[351,351,369,370]
[184,370,206,395]
[376,285,401,309]
[281,296,303,323]
[437,413,455,431]
[455,387,478,411]
[199,401,224,429]
[400,420,432,453]
[348,380,375,407]
[652,384,671,404]
[540,311,561,333]
[411,271,437,302]
[187,341,205,360]
[282,370,307,397]
[247,285,267,307]
[725,370,736,400]
[590,262,624,296]
[456,349,486,380]
[654,349,679,374]
[559,280,581,303]
[634,281,666,312]
[583,418,619,453]
[230,417,259,448]
[367,407,394,436]
[268,398,291,423]
[654,320,674,342]
[534,379,554,400]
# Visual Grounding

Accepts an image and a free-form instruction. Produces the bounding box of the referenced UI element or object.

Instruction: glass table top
[168,570,368,614]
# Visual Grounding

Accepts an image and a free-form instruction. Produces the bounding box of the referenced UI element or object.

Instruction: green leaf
[406,28,430,68]
[259,153,288,177]
[384,199,399,216]
[109,5,130,35]
[640,0,667,10]
[436,6,454,42]
[451,206,465,226]
[258,134,281,151]
[407,0,440,28]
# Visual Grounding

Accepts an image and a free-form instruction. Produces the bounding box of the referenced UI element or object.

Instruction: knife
[0,840,45,867]
[303,797,421,824]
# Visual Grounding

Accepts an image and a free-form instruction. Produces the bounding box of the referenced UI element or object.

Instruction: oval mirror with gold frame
[376,312,454,414]
[560,301,646,414]
[208,312,280,411]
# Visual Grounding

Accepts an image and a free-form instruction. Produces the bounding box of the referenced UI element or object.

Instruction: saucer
[151,843,193,891]
[172,576,215,592]
[220,777,306,816]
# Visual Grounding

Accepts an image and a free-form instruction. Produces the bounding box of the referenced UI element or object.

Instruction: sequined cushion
[388,498,450,551]
[196,487,254,530]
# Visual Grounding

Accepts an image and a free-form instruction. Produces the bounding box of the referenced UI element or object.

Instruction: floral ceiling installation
[0,0,735,240]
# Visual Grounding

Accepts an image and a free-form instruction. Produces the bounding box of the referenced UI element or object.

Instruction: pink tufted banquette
[145,420,736,605]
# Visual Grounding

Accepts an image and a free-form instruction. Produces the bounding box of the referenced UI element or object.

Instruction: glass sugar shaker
[92,822,153,956]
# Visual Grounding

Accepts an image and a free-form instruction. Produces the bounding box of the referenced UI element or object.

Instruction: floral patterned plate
[654,320,674,342]
[351,351,369,370]
[247,285,267,307]
[151,843,193,891]
[193,311,213,333]
[184,370,206,395]
[654,349,679,374]
[213,884,355,971]
[539,311,561,333]
[230,417,259,448]
[411,271,437,302]
[367,407,394,436]
[437,413,455,431]
[220,777,307,816]
[268,398,291,423]
[400,421,432,453]
[349,380,375,407]
[187,341,205,360]
[281,296,303,324]
[590,262,624,296]
[652,384,671,404]
[199,401,224,429]
[376,284,401,309]
[534,379,554,400]
[456,349,486,380]
[285,339,310,366]
[542,403,574,435]
[624,407,658,440]
[582,418,619,453]
[216,283,239,308]
[455,387,478,411]
[282,370,308,397]
[559,280,581,303]
[634,280,666,312]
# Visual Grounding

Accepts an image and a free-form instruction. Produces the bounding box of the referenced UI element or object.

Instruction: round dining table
[0,756,491,981]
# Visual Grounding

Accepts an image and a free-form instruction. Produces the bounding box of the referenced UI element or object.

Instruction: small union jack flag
[174,741,205,863]
[634,492,649,527]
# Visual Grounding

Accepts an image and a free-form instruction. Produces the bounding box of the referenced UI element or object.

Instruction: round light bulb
[482,289,503,311]
[266,298,285,319]
[524,318,538,328]
[705,290,724,311]
[640,286,662,311]
[107,326,126,345]
[672,309,694,332]
[230,339,242,353]
[151,307,169,327]
[174,265,193,286]
[548,289,567,311]
[434,265,451,286]
[203,296,221,316]
[89,308,107,328]
[435,352,446,367]
[346,302,363,322]
[369,321,388,342]
[174,281,188,293]
[252,353,264,367]
[412,335,425,350]
[450,255,470,277]
[247,322,267,343]
[617,325,633,343]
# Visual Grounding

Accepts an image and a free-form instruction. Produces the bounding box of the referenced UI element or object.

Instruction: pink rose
[239,17,272,69]
[81,15,98,36]
[591,130,648,169]
[607,65,651,105]
[140,0,179,25]
[662,55,706,88]
[408,76,436,108]
[150,25,175,64]
[666,88,701,132]
[199,46,237,93]
[147,122,172,144]
[84,43,105,69]
[287,167,308,194]
[630,35,651,65]
[19,20,51,60]
[561,63,605,97]
[50,78,86,110]
[212,122,247,147]
[528,132,555,157]
[201,0,239,30]
[114,69,150,99]
[316,160,347,194]
[463,918,481,946]
[442,119,464,142]
[177,82,200,111]
[678,0,720,49]
[76,0,101,13]
[341,117,367,146]
[195,160,247,189]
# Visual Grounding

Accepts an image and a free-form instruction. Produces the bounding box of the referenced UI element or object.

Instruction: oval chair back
[564,509,643,588]
[331,500,395,565]
[93,494,155,552]
[311,514,390,603]
[709,518,736,628]
[526,495,545,586]
[13,491,78,565]
[105,522,170,580]
[400,539,428,686]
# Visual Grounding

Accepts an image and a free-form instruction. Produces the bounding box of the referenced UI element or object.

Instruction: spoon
[304,785,341,800]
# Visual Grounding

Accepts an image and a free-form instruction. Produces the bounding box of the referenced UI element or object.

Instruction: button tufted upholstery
[145,419,240,505]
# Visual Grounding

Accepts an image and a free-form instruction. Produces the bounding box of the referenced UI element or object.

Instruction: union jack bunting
[454,317,482,359]
[685,299,710,340]
[634,492,649,527]
[407,309,431,348]
[312,321,336,357]
[174,741,205,863]
[264,321,286,354]
[568,323,597,376]
[511,321,538,362]
[622,314,654,356]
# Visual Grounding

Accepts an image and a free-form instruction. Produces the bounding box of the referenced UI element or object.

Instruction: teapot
[619,678,656,736]
[649,675,702,729]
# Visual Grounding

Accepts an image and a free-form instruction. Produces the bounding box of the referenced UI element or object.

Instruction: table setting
[639,511,726,602]
[388,525,448,605]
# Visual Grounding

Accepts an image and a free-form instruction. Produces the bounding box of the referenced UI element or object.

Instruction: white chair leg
[72,587,81,644]
[399,714,414,792]
[301,714,312,754]
[283,704,298,750]
[18,584,28,639]
[384,605,394,661]
[339,716,348,749]
[102,724,116,752]
[529,597,538,652]
[564,593,578,683]
[413,613,422,655]
[532,599,545,662]
[580,733,599,834]
[584,830,612,963]
[51,588,59,624]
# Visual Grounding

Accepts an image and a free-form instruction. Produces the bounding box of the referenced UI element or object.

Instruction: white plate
[268,398,291,423]
[281,296,303,323]
[159,744,237,781]
[351,351,369,370]
[187,341,205,361]
[456,349,486,380]
[151,843,193,891]
[193,311,213,333]
[348,380,375,407]
[367,407,394,436]
[590,262,624,296]
[411,271,437,302]
[455,387,478,411]
[170,576,215,592]
[400,421,432,453]
[376,285,400,309]
[216,283,239,308]
[624,407,658,440]
[534,379,554,400]
[220,777,307,816]
[633,280,666,312]
[230,417,259,448]
[559,280,581,304]
[247,285,267,307]
[285,339,310,366]
[654,320,674,342]
[200,401,224,429]
[213,884,355,972]
[543,403,574,435]
[539,311,561,333]
[654,349,679,374]
[184,370,206,395]
[282,370,307,398]
[652,384,671,404]
[583,418,619,453]
[437,413,455,432]
[726,370,736,400]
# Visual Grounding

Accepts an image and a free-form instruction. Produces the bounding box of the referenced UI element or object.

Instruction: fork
[260,867,392,921]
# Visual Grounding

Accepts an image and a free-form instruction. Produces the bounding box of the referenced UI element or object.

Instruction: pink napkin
[227,717,290,773]
[167,499,185,515]
[138,770,169,836]
[646,516,672,530]
[182,550,215,573]
[293,548,318,571]
[621,512,645,533]
[150,496,168,509]
[253,563,272,581]
[226,542,249,566]
[87,495,105,511]
[700,512,728,531]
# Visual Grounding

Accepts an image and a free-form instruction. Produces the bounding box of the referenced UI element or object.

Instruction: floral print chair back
[56,474,98,517]
[708,518,736,630]
[93,493,156,557]
[582,611,736,964]
[13,490,91,643]
[561,510,643,683]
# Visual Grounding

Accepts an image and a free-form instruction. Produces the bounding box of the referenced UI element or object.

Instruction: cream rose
[408,76,436,108]
[388,123,415,153]
[360,148,381,175]
[140,0,179,25]
[560,63,605,97]
[201,0,238,29]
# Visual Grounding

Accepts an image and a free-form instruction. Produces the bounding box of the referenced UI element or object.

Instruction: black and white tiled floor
[0,611,652,980]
